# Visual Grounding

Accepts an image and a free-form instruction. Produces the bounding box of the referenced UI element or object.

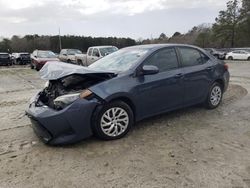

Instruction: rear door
[239,51,248,60]
[177,47,213,106]
[134,47,184,119]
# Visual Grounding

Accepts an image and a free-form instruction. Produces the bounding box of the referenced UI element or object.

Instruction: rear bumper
[26,92,99,145]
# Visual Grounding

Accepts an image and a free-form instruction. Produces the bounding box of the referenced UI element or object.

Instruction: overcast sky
[0,0,229,39]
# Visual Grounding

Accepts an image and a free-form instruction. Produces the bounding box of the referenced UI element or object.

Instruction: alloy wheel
[210,86,222,106]
[100,107,129,137]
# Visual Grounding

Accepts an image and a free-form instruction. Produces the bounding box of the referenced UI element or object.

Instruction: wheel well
[214,79,224,90]
[110,97,136,117]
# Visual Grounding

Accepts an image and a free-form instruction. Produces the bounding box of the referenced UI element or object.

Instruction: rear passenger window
[144,48,179,72]
[178,47,209,67]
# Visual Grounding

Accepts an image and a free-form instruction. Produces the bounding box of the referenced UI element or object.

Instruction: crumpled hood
[39,61,115,80]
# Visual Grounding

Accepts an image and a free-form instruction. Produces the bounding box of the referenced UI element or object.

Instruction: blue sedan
[26,44,230,145]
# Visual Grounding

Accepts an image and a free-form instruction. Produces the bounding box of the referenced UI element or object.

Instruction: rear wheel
[205,82,223,109]
[92,101,134,140]
[247,57,250,61]
[228,56,233,60]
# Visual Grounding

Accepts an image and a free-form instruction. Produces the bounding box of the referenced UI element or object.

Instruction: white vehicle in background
[75,46,118,66]
[59,49,83,64]
[226,50,250,61]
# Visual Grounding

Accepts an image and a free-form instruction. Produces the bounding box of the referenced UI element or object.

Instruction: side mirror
[139,65,159,76]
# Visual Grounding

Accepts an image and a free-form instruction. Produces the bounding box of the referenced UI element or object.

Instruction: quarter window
[178,47,209,67]
[144,48,179,72]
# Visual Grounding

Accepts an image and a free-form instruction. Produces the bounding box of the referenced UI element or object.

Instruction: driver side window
[144,48,179,72]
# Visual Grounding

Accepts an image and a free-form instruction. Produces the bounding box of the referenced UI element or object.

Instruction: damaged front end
[39,73,113,110]
[26,62,116,145]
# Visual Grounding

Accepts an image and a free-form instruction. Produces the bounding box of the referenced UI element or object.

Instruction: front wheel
[228,56,233,60]
[247,57,250,61]
[205,82,223,109]
[92,101,134,140]
[30,61,34,69]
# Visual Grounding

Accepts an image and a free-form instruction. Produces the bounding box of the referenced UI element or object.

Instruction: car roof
[90,46,117,48]
[61,49,81,50]
[124,44,203,51]
[232,50,249,53]
[37,50,53,52]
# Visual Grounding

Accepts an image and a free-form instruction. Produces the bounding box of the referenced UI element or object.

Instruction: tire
[247,57,250,61]
[35,65,39,71]
[67,59,71,64]
[205,82,223,109]
[77,59,83,66]
[30,61,34,69]
[92,101,134,140]
[228,56,233,60]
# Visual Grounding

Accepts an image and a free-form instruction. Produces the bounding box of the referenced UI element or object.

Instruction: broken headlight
[53,89,93,109]
[44,81,50,88]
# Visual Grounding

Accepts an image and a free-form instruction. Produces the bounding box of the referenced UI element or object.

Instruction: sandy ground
[0,61,250,188]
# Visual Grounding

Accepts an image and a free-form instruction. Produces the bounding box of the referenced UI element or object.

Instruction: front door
[134,47,184,119]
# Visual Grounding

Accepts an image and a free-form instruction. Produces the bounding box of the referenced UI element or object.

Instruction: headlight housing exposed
[44,81,50,88]
[53,89,93,109]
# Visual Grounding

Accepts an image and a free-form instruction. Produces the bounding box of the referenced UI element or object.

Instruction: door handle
[174,73,184,78]
[206,66,213,71]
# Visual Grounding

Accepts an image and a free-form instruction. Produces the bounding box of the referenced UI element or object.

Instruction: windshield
[89,48,149,72]
[38,51,56,58]
[68,49,82,55]
[99,47,118,56]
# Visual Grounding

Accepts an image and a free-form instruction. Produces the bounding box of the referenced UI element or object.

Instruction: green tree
[212,0,241,47]
[238,0,250,46]
[158,33,167,40]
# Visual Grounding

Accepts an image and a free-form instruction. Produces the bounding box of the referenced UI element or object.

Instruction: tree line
[0,0,249,52]
[0,35,136,53]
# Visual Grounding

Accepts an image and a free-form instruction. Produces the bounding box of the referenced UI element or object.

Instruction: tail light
[39,61,47,64]
[224,64,228,71]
